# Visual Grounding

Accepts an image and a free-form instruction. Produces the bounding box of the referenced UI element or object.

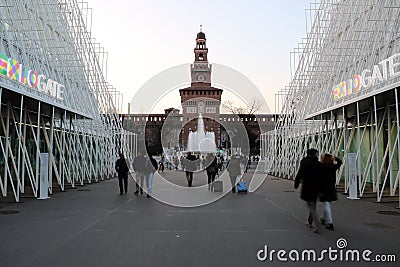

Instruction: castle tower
[179,27,223,150]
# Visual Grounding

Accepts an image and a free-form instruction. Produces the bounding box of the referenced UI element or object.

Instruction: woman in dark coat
[320,154,342,231]
[205,153,218,190]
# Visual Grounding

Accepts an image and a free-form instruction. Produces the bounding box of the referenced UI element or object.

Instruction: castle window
[199,53,204,61]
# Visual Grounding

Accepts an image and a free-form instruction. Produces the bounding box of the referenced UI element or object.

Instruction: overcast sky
[87,0,313,113]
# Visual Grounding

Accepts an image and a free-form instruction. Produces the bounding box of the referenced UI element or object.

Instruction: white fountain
[187,113,217,153]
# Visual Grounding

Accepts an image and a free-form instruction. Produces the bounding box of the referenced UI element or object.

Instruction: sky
[87,0,313,114]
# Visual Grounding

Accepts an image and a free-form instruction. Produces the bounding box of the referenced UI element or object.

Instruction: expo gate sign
[332,53,400,101]
[0,53,64,101]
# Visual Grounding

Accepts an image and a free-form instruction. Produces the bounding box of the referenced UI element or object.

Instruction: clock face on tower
[196,73,206,82]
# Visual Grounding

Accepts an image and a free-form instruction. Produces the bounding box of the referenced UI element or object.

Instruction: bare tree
[222,98,262,115]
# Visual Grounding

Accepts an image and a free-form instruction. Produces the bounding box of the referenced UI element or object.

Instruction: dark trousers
[135,172,145,193]
[186,171,193,186]
[230,175,238,192]
[118,173,128,194]
[207,172,216,189]
[306,200,322,231]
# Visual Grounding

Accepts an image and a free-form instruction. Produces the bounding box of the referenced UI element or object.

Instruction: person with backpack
[115,153,130,195]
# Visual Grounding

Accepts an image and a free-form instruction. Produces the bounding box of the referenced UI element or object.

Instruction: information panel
[347,153,359,200]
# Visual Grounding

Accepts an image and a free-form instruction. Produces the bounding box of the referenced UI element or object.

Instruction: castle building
[122,29,276,155]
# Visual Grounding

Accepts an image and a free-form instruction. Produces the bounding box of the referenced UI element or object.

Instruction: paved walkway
[0,166,399,267]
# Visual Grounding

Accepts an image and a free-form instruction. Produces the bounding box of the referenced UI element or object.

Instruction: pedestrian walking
[173,156,179,170]
[180,155,184,170]
[241,156,248,173]
[205,153,218,190]
[159,160,164,173]
[247,157,251,171]
[115,153,129,195]
[133,151,146,195]
[182,152,197,187]
[217,155,223,171]
[294,148,323,233]
[201,155,205,170]
[319,154,342,231]
[145,153,158,198]
[227,155,241,193]
[195,155,200,170]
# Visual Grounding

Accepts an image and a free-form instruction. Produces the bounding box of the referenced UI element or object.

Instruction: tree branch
[222,99,262,115]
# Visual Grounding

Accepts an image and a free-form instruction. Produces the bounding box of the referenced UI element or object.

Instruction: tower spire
[200,24,203,32]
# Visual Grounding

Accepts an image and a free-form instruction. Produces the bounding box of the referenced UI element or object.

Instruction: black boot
[325,224,334,231]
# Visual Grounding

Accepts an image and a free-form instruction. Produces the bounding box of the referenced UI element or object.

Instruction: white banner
[347,153,359,200]
[37,153,50,200]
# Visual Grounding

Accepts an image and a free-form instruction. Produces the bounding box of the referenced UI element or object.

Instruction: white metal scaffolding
[262,0,400,204]
[0,0,136,202]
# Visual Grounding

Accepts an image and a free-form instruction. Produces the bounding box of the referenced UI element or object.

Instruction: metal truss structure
[0,0,136,202]
[261,0,400,203]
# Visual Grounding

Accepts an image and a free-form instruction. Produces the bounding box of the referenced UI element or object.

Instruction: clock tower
[179,28,223,150]
[191,28,211,84]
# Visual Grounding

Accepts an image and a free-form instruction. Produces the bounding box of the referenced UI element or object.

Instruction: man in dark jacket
[115,153,130,195]
[133,151,146,195]
[294,148,323,233]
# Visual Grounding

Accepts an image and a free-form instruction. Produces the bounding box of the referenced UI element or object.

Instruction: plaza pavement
[0,165,399,267]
